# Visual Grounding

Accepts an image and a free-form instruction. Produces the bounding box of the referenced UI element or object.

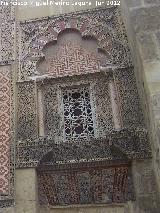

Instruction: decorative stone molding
[16,128,151,168]
[0,65,15,208]
[0,3,16,209]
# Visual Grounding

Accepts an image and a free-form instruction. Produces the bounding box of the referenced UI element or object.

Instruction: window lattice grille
[62,86,94,140]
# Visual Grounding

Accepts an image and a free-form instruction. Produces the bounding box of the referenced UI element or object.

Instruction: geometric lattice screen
[62,86,94,141]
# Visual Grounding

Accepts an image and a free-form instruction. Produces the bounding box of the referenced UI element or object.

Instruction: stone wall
[1,1,160,212]
[120,0,160,212]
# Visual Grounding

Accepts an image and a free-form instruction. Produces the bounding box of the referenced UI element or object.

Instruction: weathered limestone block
[143,62,160,92]
[151,93,160,115]
[150,93,160,193]
[0,207,15,213]
[125,0,142,8]
[15,169,38,213]
[144,0,159,5]
[133,160,157,195]
[137,33,159,61]
[137,194,160,213]
[156,30,160,48]
[130,6,160,32]
[132,160,160,212]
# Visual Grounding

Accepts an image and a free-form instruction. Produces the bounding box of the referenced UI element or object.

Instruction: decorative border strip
[0,65,15,208]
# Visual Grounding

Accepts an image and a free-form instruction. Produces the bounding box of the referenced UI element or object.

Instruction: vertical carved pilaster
[108,74,122,130]
[0,66,11,195]
[37,88,45,137]
[100,67,122,130]
[113,67,144,128]
[17,81,38,140]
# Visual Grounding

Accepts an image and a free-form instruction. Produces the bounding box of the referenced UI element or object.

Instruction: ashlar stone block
[137,33,159,60]
[124,0,142,8]
[131,6,160,32]
[144,0,160,5]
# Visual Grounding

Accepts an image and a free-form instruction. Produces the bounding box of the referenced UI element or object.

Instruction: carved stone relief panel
[16,71,151,169]
[17,81,38,140]
[40,73,113,141]
[0,4,15,63]
[16,128,152,169]
[17,7,133,80]
[0,65,14,207]
[37,165,135,206]
[114,68,144,128]
[0,3,15,209]
[46,40,100,77]
[15,9,151,194]
[43,84,59,138]
[0,3,15,23]
[36,29,108,78]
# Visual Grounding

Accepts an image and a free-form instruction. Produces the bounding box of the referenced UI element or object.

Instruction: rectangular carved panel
[38,166,134,206]
[17,82,37,140]
[0,66,11,195]
[47,41,101,78]
[114,68,144,128]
